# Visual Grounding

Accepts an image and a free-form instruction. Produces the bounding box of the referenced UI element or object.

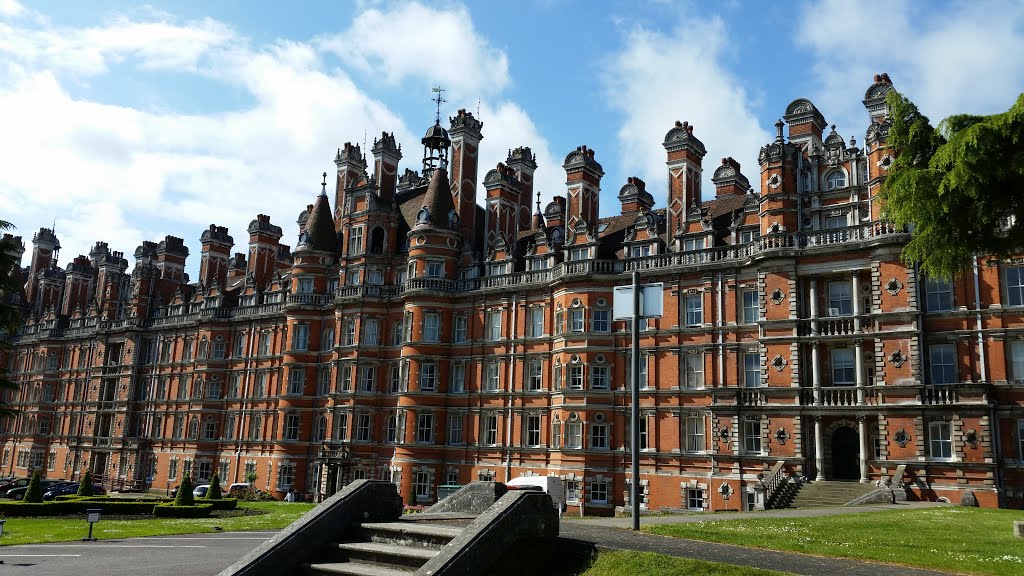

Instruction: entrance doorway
[830,426,859,480]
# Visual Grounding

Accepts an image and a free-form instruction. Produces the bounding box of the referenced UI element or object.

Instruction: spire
[414,167,457,230]
[301,180,338,253]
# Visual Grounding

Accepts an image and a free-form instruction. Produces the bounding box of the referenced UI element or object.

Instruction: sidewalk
[560,502,955,576]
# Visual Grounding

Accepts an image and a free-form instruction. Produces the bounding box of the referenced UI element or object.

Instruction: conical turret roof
[414,167,456,230]
[303,192,337,253]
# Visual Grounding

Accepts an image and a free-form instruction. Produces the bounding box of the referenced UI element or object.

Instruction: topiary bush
[174,473,195,506]
[77,470,95,497]
[206,472,222,500]
[153,502,213,518]
[24,470,44,503]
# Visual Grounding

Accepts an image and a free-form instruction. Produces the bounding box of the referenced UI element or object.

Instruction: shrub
[0,500,161,516]
[153,503,213,518]
[24,470,43,503]
[174,473,195,506]
[77,470,94,497]
[206,498,237,511]
[206,473,222,500]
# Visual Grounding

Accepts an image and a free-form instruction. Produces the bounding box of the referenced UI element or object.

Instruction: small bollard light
[83,509,101,542]
[0,518,6,538]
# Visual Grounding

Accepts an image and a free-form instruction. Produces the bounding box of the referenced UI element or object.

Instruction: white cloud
[0,0,24,17]
[798,0,1024,138]
[603,14,771,206]
[318,2,509,99]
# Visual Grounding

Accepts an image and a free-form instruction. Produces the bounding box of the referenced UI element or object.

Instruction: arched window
[826,170,846,190]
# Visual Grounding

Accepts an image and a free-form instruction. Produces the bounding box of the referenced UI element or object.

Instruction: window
[638,418,648,450]
[256,372,268,396]
[391,321,403,346]
[686,489,706,511]
[487,311,502,341]
[385,415,398,443]
[928,421,953,460]
[169,458,179,480]
[484,363,499,392]
[590,364,609,390]
[482,414,498,446]
[343,319,355,346]
[529,308,544,337]
[1011,341,1024,382]
[202,419,217,440]
[317,368,331,395]
[359,365,375,392]
[683,353,704,389]
[450,363,466,393]
[551,418,561,449]
[569,247,589,261]
[297,277,314,293]
[447,413,463,445]
[454,315,468,343]
[740,229,759,244]
[684,416,705,452]
[554,309,564,336]
[828,281,852,316]
[355,414,371,441]
[292,324,308,351]
[825,214,847,229]
[826,170,846,190]
[527,360,543,391]
[929,344,957,384]
[197,461,212,482]
[259,332,271,356]
[685,294,703,327]
[288,369,304,395]
[414,471,432,500]
[284,414,300,441]
[591,423,608,450]
[743,352,761,388]
[419,363,437,392]
[566,420,583,449]
[742,289,758,324]
[860,161,869,184]
[590,481,608,504]
[525,415,541,447]
[423,313,440,342]
[446,469,459,486]
[683,237,703,252]
[363,319,379,346]
[570,308,584,332]
[426,261,443,278]
[630,244,651,258]
[592,309,609,332]
[1008,267,1024,306]
[743,420,762,454]
[926,277,953,312]
[416,413,434,443]
[348,226,363,255]
[335,413,348,441]
[1018,420,1024,460]
[569,364,584,390]
[565,480,580,503]
[389,363,402,393]
[831,348,855,386]
[278,463,296,489]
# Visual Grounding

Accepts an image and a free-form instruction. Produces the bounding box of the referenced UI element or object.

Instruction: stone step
[333,541,437,569]
[359,521,463,549]
[789,481,878,508]
[305,561,415,576]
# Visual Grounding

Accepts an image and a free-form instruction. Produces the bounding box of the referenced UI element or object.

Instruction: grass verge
[644,506,1024,576]
[577,550,789,576]
[0,501,314,546]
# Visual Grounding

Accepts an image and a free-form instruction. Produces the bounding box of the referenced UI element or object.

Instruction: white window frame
[929,343,957,385]
[928,421,953,460]
[684,294,703,327]
[831,348,855,386]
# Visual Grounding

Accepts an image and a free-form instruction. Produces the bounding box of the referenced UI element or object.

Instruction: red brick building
[3,74,1023,511]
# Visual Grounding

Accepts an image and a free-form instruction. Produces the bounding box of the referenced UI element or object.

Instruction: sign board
[613,283,664,319]
[86,510,101,523]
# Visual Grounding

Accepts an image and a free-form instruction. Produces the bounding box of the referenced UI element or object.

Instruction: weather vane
[431,86,446,125]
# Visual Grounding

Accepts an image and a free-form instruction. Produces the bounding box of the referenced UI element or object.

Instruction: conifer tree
[174,472,195,506]
[77,470,95,497]
[24,469,44,503]
[206,472,222,500]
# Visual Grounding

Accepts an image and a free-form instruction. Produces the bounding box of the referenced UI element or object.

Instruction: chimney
[198,225,233,288]
[783,98,827,146]
[712,157,751,197]
[246,214,283,287]
[334,143,368,226]
[449,109,484,235]
[155,235,188,283]
[562,145,603,230]
[663,121,706,239]
[505,146,537,231]
[618,177,654,214]
[26,227,59,309]
[62,255,95,316]
[372,132,402,204]
[483,162,521,254]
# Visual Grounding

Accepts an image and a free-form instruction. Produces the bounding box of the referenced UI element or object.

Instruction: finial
[431,86,447,125]
[536,190,542,213]
[321,172,328,196]
[775,119,784,143]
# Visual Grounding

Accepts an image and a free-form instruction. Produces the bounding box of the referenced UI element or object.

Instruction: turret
[25,227,59,309]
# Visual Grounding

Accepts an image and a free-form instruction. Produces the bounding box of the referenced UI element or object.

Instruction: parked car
[193,484,210,498]
[228,482,259,495]
[0,478,30,497]
[5,478,66,500]
[42,482,106,501]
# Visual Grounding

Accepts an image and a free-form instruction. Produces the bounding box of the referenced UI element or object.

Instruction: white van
[506,476,565,514]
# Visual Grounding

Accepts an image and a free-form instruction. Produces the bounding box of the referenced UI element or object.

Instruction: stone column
[814,416,825,481]
[811,341,821,406]
[809,276,819,331]
[851,270,862,332]
[858,415,869,483]
[855,338,866,405]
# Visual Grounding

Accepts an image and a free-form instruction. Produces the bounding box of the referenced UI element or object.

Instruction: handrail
[760,460,787,507]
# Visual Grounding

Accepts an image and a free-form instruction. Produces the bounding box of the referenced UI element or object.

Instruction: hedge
[0,500,161,517]
[205,498,237,511]
[153,503,214,518]
[55,495,174,504]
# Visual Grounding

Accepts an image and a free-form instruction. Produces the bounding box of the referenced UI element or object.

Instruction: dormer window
[531,258,549,271]
[630,245,651,258]
[569,247,589,261]
[683,238,703,252]
[826,170,846,190]
[297,278,314,294]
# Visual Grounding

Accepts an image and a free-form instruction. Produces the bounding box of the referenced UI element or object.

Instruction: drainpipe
[504,296,518,483]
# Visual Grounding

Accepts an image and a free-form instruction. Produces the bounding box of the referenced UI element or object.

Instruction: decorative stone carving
[719,427,730,441]
[894,428,911,447]
[965,429,980,449]
[877,155,893,170]
[775,428,790,445]
[885,278,903,295]
[770,288,785,305]
[889,350,906,367]
[767,174,781,189]
[771,355,787,372]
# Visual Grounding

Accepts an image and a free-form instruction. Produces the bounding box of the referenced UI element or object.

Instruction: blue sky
[2,0,1023,278]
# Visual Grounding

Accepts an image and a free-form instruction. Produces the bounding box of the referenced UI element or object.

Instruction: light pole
[630,271,640,531]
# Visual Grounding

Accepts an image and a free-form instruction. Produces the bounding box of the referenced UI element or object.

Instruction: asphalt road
[0,531,274,576]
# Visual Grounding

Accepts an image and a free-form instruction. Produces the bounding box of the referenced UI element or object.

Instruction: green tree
[174,472,195,506]
[24,469,43,503]
[880,91,1024,279]
[77,470,95,496]
[0,219,24,417]
[205,472,222,500]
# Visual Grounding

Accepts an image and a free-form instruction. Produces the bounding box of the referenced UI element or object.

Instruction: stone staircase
[305,515,470,575]
[788,480,880,508]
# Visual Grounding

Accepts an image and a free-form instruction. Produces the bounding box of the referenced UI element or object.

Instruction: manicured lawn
[645,507,1024,576]
[0,501,315,546]
[577,550,788,576]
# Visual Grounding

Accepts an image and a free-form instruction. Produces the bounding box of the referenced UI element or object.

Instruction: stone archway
[830,425,860,480]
